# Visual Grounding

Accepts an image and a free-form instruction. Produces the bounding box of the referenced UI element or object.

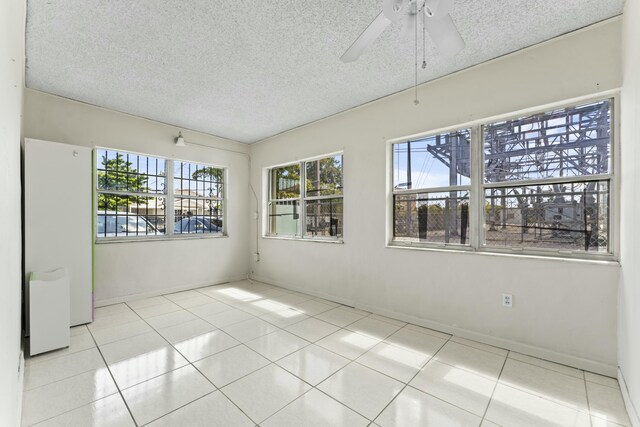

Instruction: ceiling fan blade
[340,12,391,63]
[399,12,417,43]
[425,14,465,57]
[424,0,452,17]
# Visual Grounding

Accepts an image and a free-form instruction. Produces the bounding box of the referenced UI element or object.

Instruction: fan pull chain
[414,6,419,105]
[422,8,427,69]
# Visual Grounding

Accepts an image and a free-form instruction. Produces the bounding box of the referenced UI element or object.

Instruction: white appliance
[29,268,70,355]
[24,138,93,328]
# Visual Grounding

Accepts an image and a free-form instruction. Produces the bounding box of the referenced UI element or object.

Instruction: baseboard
[16,348,25,427]
[619,368,640,427]
[94,274,249,307]
[249,274,617,377]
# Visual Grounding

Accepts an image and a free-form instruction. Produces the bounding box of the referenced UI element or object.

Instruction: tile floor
[22,279,631,427]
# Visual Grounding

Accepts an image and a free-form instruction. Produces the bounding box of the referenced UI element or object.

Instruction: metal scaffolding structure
[394,101,611,250]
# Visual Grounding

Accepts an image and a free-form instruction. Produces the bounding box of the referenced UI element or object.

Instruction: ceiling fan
[340,0,465,63]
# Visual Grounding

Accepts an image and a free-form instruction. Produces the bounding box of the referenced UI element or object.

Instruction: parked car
[97,212,158,237]
[174,216,221,234]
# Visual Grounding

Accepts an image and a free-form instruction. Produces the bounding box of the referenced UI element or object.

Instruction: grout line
[123,300,262,426]
[478,349,509,425]
[365,334,455,423]
[86,325,140,427]
[584,373,595,427]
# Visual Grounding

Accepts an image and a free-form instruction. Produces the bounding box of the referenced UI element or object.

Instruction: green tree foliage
[274,164,301,199]
[306,156,342,196]
[191,166,224,198]
[98,153,150,210]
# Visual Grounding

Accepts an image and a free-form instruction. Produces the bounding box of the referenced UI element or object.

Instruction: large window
[390,99,614,258]
[96,149,225,240]
[267,154,343,239]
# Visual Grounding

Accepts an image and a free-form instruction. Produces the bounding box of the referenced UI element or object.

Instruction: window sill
[387,241,619,266]
[95,234,229,244]
[262,235,344,244]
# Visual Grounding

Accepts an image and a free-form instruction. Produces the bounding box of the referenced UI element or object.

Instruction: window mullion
[301,160,306,239]
[166,159,175,236]
[470,125,484,250]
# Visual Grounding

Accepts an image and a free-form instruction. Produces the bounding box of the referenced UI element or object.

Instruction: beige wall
[619,0,640,423]
[23,89,252,304]
[250,18,622,375]
[0,0,26,425]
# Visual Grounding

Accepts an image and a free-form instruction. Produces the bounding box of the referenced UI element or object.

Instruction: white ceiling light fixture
[341,0,465,63]
[175,131,186,147]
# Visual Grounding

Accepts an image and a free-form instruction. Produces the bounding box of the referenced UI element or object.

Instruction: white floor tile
[173,330,239,362]
[32,393,134,427]
[367,314,407,327]
[317,363,403,420]
[285,317,340,342]
[221,317,279,342]
[403,323,452,340]
[222,364,311,423]
[108,346,188,389]
[70,325,90,336]
[509,352,584,379]
[94,304,133,319]
[126,296,168,309]
[375,386,481,427]
[269,292,314,306]
[434,341,506,380]
[587,381,631,426]
[410,360,495,416]
[315,329,381,360]
[194,345,270,387]
[88,311,140,332]
[245,330,310,361]
[276,344,350,385]
[99,331,167,365]
[586,371,620,388]
[145,310,198,329]
[290,299,335,316]
[200,308,255,328]
[174,294,217,309]
[499,358,589,412]
[591,416,629,427]
[385,327,448,357]
[90,320,153,346]
[133,302,182,319]
[262,388,369,427]
[315,307,366,327]
[260,309,309,328]
[26,332,96,366]
[485,384,591,427]
[22,368,118,426]
[25,348,105,391]
[345,317,402,340]
[162,290,202,302]
[157,319,217,344]
[146,391,253,427]
[121,365,215,426]
[450,336,508,357]
[358,341,431,383]
[187,301,234,317]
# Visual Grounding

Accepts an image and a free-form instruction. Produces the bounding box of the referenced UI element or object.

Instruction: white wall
[0,0,25,425]
[23,89,251,304]
[250,19,622,374]
[618,0,640,424]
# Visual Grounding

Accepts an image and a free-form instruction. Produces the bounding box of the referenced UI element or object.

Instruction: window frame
[387,93,619,261]
[265,152,344,242]
[94,147,228,243]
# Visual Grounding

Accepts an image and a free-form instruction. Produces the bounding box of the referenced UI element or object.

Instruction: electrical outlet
[502,293,513,308]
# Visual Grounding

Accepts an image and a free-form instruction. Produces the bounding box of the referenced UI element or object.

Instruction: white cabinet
[24,139,93,327]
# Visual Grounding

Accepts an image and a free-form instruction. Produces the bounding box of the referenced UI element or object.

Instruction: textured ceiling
[26,0,624,143]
